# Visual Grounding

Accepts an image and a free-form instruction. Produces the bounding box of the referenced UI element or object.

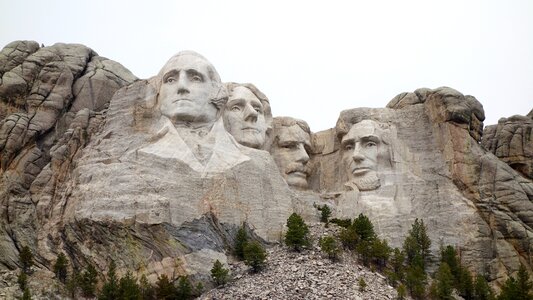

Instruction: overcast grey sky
[1,0,532,132]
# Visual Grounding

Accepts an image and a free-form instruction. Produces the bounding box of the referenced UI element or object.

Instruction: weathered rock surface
[482,110,533,180]
[1,40,533,298]
[0,40,136,269]
[308,87,533,286]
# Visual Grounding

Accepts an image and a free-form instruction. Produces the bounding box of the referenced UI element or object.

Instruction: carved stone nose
[243,104,258,121]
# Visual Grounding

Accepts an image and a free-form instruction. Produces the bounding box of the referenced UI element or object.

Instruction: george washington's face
[223,86,267,149]
[158,54,218,124]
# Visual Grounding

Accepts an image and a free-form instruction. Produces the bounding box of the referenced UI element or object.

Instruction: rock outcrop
[1,40,533,298]
[0,41,137,269]
[482,110,533,180]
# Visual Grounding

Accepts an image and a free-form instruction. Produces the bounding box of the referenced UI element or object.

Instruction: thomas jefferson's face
[341,120,386,190]
[158,54,218,123]
[223,86,267,149]
[271,125,311,189]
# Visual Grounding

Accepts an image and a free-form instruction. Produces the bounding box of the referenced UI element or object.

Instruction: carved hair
[152,51,228,111]
[272,117,311,135]
[225,82,273,127]
[336,117,391,145]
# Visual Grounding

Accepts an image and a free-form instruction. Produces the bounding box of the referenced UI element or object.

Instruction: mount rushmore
[0,41,532,289]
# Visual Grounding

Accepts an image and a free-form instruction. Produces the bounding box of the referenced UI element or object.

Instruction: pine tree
[284,213,310,251]
[319,235,340,261]
[243,241,267,272]
[405,264,427,300]
[65,274,79,298]
[80,264,98,298]
[234,224,248,260]
[352,214,376,241]
[53,252,68,284]
[458,267,474,300]
[175,276,192,300]
[498,264,533,300]
[397,283,407,300]
[21,287,32,300]
[339,225,359,250]
[359,277,367,292]
[19,246,33,274]
[403,218,431,270]
[118,271,141,300]
[434,262,454,299]
[155,274,175,300]
[473,274,494,300]
[387,248,405,287]
[17,271,27,290]
[139,274,156,300]
[99,260,119,300]
[320,205,331,225]
[370,238,391,271]
[211,259,229,285]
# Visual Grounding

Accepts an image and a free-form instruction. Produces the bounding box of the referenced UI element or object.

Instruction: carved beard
[345,172,381,191]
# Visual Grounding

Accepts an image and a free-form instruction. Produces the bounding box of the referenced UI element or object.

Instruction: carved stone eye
[191,75,202,82]
[365,142,377,148]
[344,144,354,151]
[231,106,241,112]
[166,77,176,83]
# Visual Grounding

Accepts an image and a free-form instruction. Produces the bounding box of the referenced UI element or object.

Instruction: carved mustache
[285,163,310,175]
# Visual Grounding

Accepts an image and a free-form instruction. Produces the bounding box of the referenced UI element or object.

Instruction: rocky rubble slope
[201,223,400,300]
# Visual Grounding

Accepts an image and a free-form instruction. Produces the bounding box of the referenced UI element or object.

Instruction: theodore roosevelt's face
[158,54,218,123]
[271,124,311,189]
[223,86,267,149]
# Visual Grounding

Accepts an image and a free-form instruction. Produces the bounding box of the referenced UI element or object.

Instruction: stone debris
[200,223,401,300]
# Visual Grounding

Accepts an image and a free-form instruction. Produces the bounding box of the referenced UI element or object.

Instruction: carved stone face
[158,54,218,124]
[271,125,311,189]
[223,86,267,149]
[341,120,387,191]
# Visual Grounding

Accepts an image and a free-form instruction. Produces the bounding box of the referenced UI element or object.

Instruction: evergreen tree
[284,213,310,251]
[234,224,248,260]
[139,274,156,300]
[17,271,27,290]
[397,283,407,300]
[387,248,405,287]
[359,277,367,292]
[19,246,33,274]
[65,274,79,298]
[155,274,175,300]
[474,274,494,300]
[498,264,533,300]
[339,225,359,251]
[405,264,427,300]
[243,241,267,272]
[319,235,340,261]
[193,282,204,298]
[440,246,460,283]
[516,264,533,300]
[319,205,331,225]
[175,275,192,300]
[370,238,391,271]
[211,259,230,286]
[53,252,68,284]
[119,271,141,300]
[433,262,454,300]
[352,214,376,241]
[99,260,119,300]
[458,267,474,300]
[403,218,431,270]
[21,287,32,300]
[80,264,98,298]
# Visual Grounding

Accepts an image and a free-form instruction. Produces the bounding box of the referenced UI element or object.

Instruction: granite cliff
[1,41,532,298]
